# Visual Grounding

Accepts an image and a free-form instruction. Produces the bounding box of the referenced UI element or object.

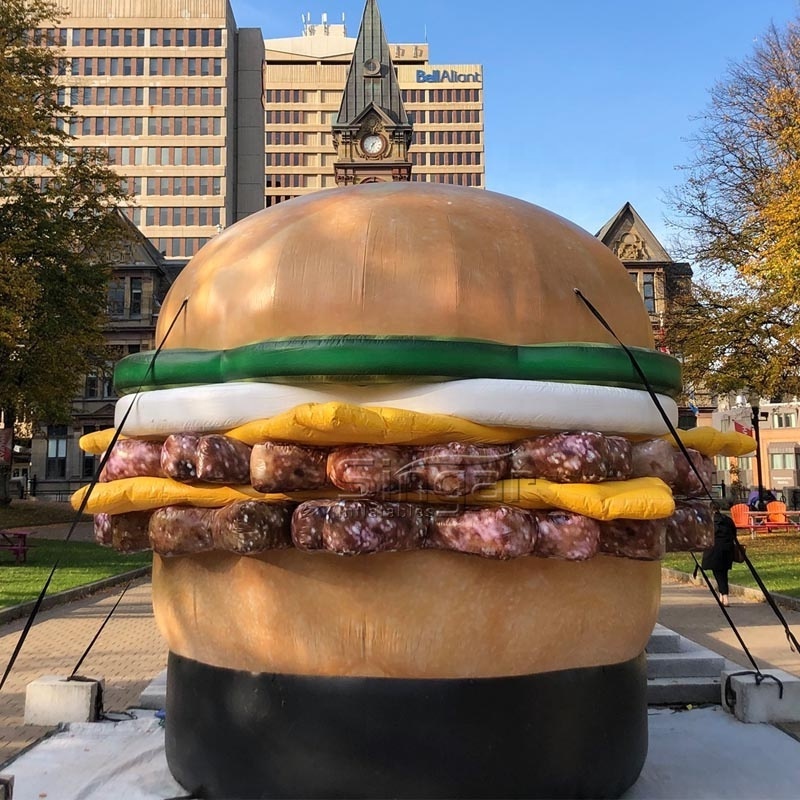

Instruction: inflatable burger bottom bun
[160,549,657,799]
[153,550,660,678]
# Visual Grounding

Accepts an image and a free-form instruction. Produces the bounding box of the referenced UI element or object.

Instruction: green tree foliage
[0,0,128,499]
[665,285,800,400]
[666,20,800,401]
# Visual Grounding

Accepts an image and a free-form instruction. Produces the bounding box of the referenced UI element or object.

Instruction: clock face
[363,58,381,76]
[361,134,385,156]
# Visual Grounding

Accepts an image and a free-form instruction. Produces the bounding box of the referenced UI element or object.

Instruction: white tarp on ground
[7,711,183,800]
[5,707,800,799]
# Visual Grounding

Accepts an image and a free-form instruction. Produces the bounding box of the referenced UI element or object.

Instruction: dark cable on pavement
[0,299,189,692]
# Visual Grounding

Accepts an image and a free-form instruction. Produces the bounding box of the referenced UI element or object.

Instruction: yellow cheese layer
[663,427,755,457]
[71,476,674,521]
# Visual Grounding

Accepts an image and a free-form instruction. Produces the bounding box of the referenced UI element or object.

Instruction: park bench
[0,528,33,564]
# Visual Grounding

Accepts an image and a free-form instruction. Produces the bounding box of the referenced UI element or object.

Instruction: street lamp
[736,392,766,510]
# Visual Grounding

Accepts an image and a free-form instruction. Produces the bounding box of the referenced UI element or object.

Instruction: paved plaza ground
[0,550,799,775]
[0,578,166,764]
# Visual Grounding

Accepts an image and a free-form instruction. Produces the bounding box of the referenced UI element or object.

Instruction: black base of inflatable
[165,651,648,799]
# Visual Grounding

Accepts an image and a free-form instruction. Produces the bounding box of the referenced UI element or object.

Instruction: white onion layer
[114,379,678,438]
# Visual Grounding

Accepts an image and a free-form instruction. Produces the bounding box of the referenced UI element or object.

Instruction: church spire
[332,0,413,185]
[334,0,410,127]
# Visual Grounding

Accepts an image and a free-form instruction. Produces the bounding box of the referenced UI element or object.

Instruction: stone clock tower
[333,0,413,185]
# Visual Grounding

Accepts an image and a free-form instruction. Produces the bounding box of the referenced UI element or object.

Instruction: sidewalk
[25,520,95,543]
[1,568,800,772]
[0,578,166,766]
[659,574,800,678]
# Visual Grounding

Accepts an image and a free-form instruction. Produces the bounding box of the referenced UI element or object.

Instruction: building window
[773,412,797,428]
[85,375,99,398]
[641,273,656,314]
[628,272,657,314]
[130,277,143,317]
[108,279,125,317]
[46,425,68,479]
[82,425,97,478]
[769,452,798,470]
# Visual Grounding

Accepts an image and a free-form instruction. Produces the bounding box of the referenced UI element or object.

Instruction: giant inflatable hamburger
[75,183,753,799]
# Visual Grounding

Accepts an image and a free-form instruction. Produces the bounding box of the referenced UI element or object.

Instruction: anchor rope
[575,288,800,666]
[0,299,188,692]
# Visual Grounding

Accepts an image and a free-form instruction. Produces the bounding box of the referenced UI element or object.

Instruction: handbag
[733,540,747,563]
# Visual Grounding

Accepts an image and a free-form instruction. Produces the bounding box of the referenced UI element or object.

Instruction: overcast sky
[230,0,800,255]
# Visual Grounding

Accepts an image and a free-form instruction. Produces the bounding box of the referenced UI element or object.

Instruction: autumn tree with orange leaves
[666,20,800,402]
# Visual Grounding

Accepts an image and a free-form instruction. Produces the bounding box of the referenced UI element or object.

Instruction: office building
[34,0,245,259]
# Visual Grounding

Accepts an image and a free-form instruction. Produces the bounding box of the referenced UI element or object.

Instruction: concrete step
[646,624,682,654]
[139,669,166,710]
[647,647,726,679]
[646,625,737,705]
[647,676,721,706]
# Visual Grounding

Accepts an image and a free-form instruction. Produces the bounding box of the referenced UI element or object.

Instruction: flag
[733,420,753,437]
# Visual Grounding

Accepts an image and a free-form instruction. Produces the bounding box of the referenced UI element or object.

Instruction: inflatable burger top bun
[157,182,655,351]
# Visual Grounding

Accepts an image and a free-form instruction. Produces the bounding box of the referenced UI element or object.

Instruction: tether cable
[689,551,761,674]
[574,289,714,503]
[739,545,800,653]
[574,288,800,660]
[69,580,132,680]
[0,298,188,692]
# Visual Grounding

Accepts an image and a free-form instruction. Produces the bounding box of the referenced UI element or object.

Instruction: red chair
[730,503,766,538]
[765,501,799,532]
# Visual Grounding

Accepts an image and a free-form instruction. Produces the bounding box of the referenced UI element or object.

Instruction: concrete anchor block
[721,668,800,723]
[24,675,104,726]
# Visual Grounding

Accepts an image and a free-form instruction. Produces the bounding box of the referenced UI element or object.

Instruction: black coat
[701,512,738,571]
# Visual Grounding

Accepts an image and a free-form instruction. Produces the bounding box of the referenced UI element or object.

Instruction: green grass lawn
[663,531,800,598]
[0,538,151,608]
[0,499,89,528]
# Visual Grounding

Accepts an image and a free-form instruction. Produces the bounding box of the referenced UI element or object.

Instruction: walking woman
[701,509,739,606]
